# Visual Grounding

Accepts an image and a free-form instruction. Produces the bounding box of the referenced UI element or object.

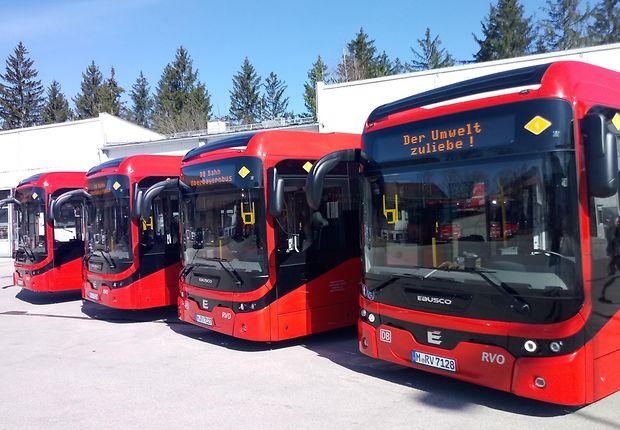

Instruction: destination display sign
[87,175,129,197]
[363,98,574,166]
[182,156,263,190]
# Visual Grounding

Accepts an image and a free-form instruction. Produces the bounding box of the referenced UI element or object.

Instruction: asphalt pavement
[0,258,619,429]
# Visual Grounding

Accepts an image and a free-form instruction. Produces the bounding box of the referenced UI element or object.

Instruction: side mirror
[140,178,182,220]
[49,189,92,222]
[306,148,369,211]
[133,189,144,219]
[0,197,21,208]
[582,113,618,198]
[268,168,285,217]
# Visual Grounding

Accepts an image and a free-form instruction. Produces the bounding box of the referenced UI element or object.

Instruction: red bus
[306,62,620,405]
[52,155,182,309]
[140,131,361,341]
[0,172,85,292]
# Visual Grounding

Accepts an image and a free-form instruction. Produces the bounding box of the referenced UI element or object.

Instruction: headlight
[523,340,538,353]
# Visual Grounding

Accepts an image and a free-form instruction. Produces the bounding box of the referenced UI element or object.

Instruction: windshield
[86,175,132,270]
[364,151,581,298]
[14,187,47,263]
[182,187,267,275]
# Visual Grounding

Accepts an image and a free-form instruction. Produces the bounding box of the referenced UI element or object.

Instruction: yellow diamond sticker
[112,181,121,190]
[32,192,38,199]
[612,113,620,132]
[303,161,313,173]
[524,116,552,135]
[238,166,250,178]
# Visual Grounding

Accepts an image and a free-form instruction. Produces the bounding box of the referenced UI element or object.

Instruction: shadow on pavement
[167,318,302,352]
[80,300,178,324]
[171,320,577,417]
[302,327,577,418]
[15,288,82,304]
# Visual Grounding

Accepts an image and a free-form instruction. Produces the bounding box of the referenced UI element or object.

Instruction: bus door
[274,161,359,316]
[140,188,181,279]
[51,188,84,269]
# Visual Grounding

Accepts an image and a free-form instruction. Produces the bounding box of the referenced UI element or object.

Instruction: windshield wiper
[20,242,36,262]
[371,266,530,314]
[89,249,116,269]
[369,272,423,293]
[201,257,243,286]
[464,268,531,314]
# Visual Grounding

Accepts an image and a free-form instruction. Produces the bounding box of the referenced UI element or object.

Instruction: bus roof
[365,61,620,132]
[181,130,360,165]
[17,171,85,189]
[86,154,182,180]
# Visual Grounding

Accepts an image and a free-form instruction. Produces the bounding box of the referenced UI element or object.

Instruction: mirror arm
[306,148,370,211]
[49,189,92,222]
[0,197,21,208]
[140,178,180,220]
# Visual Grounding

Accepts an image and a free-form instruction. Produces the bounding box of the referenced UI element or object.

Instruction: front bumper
[359,320,587,405]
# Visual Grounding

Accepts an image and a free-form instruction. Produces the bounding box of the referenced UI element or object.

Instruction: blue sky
[0,0,547,117]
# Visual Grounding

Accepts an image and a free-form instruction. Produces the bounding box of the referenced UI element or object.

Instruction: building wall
[317,43,620,134]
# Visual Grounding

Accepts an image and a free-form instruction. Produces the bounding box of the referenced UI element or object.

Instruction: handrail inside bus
[49,189,92,222]
[306,148,370,211]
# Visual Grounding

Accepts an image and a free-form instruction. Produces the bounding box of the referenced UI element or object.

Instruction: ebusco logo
[417,295,452,306]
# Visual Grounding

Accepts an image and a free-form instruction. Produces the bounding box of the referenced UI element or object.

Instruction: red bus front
[172,132,361,341]
[348,63,620,405]
[10,173,85,293]
[80,157,181,309]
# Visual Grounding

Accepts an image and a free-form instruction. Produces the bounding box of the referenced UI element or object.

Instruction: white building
[101,120,318,159]
[0,113,162,256]
[316,43,620,134]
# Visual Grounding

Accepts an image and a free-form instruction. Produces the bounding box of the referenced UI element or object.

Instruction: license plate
[412,350,456,372]
[16,279,23,286]
[87,291,99,301]
[195,314,213,326]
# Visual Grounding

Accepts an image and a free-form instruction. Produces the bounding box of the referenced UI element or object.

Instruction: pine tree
[336,28,380,82]
[229,57,261,124]
[129,71,153,128]
[537,0,589,52]
[587,0,619,45]
[374,51,396,77]
[154,46,211,133]
[303,55,328,119]
[391,58,407,75]
[97,67,124,116]
[0,42,44,129]
[410,28,456,71]
[41,81,72,124]
[474,0,535,62]
[74,61,103,119]
[261,72,289,120]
